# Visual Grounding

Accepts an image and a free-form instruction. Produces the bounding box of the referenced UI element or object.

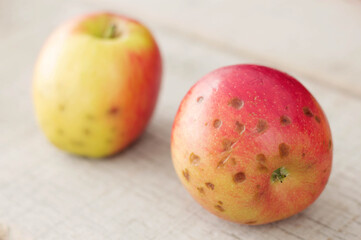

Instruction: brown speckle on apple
[258,164,268,172]
[108,107,120,115]
[85,114,95,121]
[71,140,84,147]
[228,98,244,109]
[182,169,190,181]
[83,128,91,136]
[256,153,266,163]
[215,205,225,212]
[303,107,313,117]
[235,121,245,135]
[205,182,215,190]
[58,104,65,112]
[279,143,290,158]
[222,139,235,151]
[213,119,222,128]
[315,115,321,123]
[280,115,291,126]
[197,187,205,194]
[57,128,64,136]
[189,153,200,166]
[217,153,231,168]
[233,172,246,183]
[256,119,268,133]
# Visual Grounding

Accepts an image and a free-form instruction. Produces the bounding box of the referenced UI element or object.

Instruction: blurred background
[0,0,360,239]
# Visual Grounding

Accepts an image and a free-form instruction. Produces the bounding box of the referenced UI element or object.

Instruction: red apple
[33,12,161,158]
[171,64,332,225]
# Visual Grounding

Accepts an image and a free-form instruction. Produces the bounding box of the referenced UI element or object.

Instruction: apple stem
[271,167,289,183]
[103,24,118,39]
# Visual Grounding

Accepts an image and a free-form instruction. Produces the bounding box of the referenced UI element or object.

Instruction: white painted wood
[0,0,360,239]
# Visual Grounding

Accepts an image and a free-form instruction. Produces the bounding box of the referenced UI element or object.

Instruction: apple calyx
[103,24,119,39]
[271,167,289,183]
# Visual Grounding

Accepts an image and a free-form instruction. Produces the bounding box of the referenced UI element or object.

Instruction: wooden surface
[0,0,360,239]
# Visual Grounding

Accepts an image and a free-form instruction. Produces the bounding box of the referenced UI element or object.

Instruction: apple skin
[171,64,332,225]
[33,12,161,158]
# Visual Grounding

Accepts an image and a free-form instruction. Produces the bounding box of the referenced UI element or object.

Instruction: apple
[33,12,161,158]
[171,64,332,225]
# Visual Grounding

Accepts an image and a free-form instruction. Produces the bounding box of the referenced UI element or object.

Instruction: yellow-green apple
[171,64,332,225]
[33,12,161,158]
